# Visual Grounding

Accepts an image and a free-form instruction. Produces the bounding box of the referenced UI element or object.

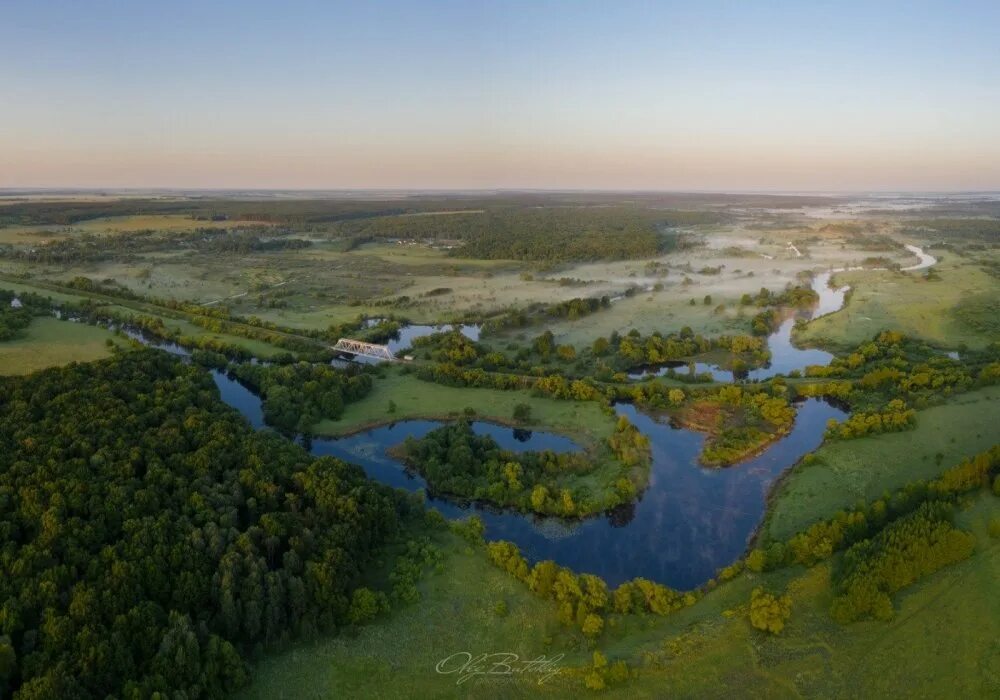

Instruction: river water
[629,269,846,382]
[114,249,935,589]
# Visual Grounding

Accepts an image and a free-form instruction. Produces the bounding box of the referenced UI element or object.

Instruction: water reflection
[362,318,481,354]
[215,378,846,589]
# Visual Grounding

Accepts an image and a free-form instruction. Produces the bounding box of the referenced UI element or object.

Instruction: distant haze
[3,1,999,190]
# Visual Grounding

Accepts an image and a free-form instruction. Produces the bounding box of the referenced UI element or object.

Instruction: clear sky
[2,0,999,191]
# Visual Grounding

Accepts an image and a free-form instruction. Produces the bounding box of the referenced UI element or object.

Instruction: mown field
[0,316,122,374]
[241,490,1000,699]
[764,385,1000,542]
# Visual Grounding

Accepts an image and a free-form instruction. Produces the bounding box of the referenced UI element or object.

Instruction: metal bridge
[330,338,397,362]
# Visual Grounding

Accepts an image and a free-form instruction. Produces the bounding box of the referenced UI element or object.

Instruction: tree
[749,587,791,634]
[348,587,389,624]
[530,485,549,512]
[0,635,15,683]
[513,403,532,422]
[745,549,766,573]
[581,613,604,639]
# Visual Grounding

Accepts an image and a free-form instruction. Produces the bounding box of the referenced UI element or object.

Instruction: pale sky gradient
[2,0,999,191]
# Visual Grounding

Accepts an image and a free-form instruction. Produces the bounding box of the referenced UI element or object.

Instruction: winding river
[125,246,932,590]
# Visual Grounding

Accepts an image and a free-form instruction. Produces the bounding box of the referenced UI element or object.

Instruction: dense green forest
[330,207,673,261]
[230,362,374,433]
[0,351,405,698]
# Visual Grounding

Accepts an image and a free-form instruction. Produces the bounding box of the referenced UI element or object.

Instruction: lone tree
[513,403,532,423]
[749,587,791,634]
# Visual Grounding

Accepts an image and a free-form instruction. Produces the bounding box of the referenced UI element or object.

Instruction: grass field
[238,528,584,700]
[0,317,122,375]
[0,214,274,244]
[763,385,1000,542]
[314,367,618,442]
[1,277,305,358]
[240,490,1000,698]
[796,254,1000,351]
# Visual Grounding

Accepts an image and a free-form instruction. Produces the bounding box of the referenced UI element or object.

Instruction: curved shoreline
[127,245,935,588]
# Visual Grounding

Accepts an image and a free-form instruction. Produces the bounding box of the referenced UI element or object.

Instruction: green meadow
[0,316,122,375]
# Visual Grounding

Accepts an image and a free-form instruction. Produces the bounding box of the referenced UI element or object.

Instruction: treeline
[698,387,796,466]
[191,229,313,253]
[398,417,647,517]
[230,362,374,433]
[331,207,668,262]
[906,217,1000,242]
[11,276,334,358]
[0,351,406,698]
[485,541,695,641]
[612,327,769,370]
[0,224,308,265]
[824,399,915,440]
[0,198,418,228]
[0,289,49,341]
[803,330,999,439]
[829,501,975,622]
[749,446,999,578]
[739,284,819,335]
[617,382,796,466]
[479,446,999,641]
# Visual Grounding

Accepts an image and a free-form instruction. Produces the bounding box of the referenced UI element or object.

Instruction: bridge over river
[330,338,398,362]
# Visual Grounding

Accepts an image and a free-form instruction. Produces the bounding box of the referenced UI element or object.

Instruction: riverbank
[313,367,619,441]
[796,254,993,351]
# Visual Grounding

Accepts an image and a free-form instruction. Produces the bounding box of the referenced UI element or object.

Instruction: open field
[2,193,999,698]
[764,385,1000,542]
[2,208,935,340]
[796,254,1000,351]
[314,367,618,442]
[0,213,275,244]
[0,317,123,374]
[241,490,1000,698]
[238,528,580,700]
[0,277,301,358]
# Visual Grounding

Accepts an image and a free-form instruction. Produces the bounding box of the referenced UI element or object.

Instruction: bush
[749,587,791,634]
[513,402,532,422]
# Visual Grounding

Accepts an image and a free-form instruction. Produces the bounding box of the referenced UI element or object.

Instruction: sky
[2,0,999,191]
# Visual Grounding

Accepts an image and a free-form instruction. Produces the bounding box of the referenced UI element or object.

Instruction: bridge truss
[330,338,397,362]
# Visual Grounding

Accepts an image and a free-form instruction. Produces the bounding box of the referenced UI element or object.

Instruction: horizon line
[3,187,1000,196]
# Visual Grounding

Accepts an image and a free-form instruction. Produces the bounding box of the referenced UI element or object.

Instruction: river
[116,247,933,589]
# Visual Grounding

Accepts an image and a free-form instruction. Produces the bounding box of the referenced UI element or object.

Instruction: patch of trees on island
[397,417,648,517]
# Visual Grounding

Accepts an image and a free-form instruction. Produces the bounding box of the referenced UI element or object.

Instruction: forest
[229,362,374,433]
[330,207,670,261]
[0,351,407,698]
